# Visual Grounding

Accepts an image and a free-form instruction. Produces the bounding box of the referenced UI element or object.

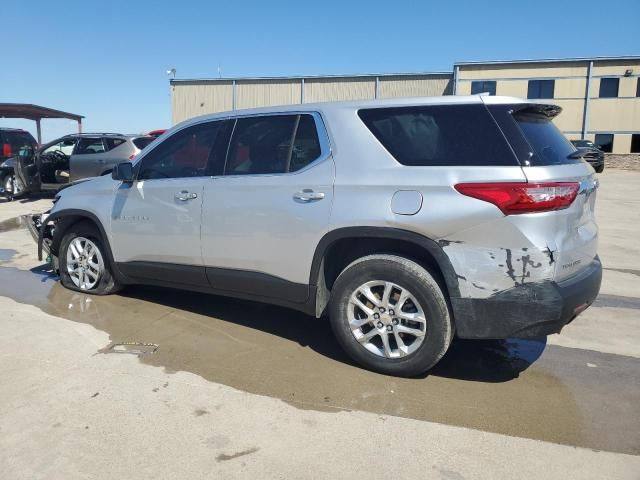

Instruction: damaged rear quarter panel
[438,218,556,299]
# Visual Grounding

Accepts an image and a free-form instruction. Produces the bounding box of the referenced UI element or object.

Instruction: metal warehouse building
[171,72,452,121]
[170,55,640,154]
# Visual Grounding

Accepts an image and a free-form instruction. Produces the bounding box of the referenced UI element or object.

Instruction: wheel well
[50,215,102,257]
[321,237,448,294]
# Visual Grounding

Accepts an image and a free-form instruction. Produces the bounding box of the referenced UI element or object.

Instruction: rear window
[133,137,154,150]
[2,131,37,156]
[513,109,577,165]
[105,138,126,151]
[358,105,517,166]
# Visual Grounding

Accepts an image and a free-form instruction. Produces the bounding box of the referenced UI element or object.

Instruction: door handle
[293,189,325,202]
[175,190,198,201]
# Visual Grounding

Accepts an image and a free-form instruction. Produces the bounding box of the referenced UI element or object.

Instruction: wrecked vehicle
[0,128,38,197]
[2,133,154,200]
[27,96,602,377]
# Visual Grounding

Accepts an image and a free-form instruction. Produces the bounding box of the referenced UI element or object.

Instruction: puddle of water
[102,342,159,356]
[0,265,638,455]
[0,216,23,233]
[0,248,17,261]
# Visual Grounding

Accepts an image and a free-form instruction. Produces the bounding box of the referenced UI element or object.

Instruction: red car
[146,129,167,138]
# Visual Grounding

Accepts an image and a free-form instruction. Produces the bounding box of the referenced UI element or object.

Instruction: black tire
[329,254,453,377]
[59,221,121,295]
[595,164,604,173]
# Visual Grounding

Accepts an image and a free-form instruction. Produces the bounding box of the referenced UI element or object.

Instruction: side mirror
[112,162,135,182]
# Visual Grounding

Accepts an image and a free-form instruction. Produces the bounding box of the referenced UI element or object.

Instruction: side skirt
[115,261,316,316]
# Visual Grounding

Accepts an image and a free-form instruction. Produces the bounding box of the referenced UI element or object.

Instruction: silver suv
[31,96,602,376]
[4,133,154,199]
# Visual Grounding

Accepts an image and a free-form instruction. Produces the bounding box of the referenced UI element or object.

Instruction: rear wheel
[595,164,604,173]
[59,222,121,295]
[329,254,453,377]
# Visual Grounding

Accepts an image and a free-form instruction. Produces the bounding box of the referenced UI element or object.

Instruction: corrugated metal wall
[303,77,375,103]
[379,75,452,97]
[236,80,301,110]
[171,81,233,125]
[171,74,453,124]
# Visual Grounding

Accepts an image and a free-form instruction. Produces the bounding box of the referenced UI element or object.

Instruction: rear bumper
[451,256,602,339]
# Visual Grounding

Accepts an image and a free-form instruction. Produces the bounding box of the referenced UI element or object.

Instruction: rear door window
[225,114,322,175]
[75,138,106,155]
[104,138,127,151]
[358,104,517,166]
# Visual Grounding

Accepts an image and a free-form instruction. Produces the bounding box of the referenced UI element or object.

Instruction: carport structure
[0,103,84,145]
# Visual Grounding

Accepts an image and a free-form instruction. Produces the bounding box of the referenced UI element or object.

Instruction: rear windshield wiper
[567,150,584,159]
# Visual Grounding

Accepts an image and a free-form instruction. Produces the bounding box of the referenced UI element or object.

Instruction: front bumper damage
[25,212,58,271]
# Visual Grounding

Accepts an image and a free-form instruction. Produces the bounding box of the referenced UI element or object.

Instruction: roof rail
[69,132,124,137]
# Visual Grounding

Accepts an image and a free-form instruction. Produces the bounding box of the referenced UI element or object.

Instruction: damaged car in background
[1,132,155,200]
[27,95,602,377]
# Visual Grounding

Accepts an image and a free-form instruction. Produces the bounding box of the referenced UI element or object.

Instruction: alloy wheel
[66,236,104,290]
[347,280,427,358]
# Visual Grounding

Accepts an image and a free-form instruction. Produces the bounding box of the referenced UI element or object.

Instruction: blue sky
[2,0,639,142]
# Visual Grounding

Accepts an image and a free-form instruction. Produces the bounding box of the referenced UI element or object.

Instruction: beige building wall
[612,134,632,154]
[303,77,375,103]
[378,75,451,98]
[236,80,301,110]
[589,100,640,131]
[592,60,640,76]
[458,62,588,80]
[171,82,233,124]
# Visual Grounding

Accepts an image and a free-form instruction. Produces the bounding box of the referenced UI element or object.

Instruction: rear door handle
[175,190,198,201]
[293,189,325,202]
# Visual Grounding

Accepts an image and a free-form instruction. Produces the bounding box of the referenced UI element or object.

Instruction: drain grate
[105,342,158,356]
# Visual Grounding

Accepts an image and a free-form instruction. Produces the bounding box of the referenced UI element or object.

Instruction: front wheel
[2,173,24,200]
[329,254,453,377]
[59,222,121,295]
[595,164,604,173]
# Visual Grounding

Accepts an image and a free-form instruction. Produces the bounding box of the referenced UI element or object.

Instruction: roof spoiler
[511,103,562,119]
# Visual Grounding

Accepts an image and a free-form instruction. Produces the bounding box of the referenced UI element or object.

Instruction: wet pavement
[1,263,638,455]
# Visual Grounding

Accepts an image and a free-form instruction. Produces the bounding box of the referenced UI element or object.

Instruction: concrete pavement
[0,171,639,479]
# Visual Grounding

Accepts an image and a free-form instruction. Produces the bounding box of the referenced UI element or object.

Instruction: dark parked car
[0,128,38,196]
[570,140,604,173]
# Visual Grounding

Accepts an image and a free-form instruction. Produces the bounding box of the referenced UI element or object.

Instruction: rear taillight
[128,154,136,160]
[454,182,580,215]
[2,144,11,157]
